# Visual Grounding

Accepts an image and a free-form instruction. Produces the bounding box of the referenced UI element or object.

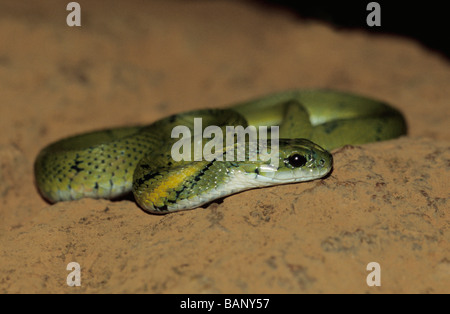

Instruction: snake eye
[287,154,307,168]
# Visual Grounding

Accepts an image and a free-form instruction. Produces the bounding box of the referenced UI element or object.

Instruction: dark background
[253,0,448,59]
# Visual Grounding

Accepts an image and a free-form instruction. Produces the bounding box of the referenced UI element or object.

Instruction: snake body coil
[34,90,406,213]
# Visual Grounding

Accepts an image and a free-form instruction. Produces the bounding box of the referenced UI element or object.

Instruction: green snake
[34,89,406,213]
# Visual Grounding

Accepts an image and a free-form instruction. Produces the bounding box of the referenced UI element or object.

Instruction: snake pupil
[288,154,307,168]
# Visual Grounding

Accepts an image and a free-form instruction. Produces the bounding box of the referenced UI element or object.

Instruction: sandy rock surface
[0,0,449,293]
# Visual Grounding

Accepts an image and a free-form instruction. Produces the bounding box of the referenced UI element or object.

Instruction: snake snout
[310,144,333,175]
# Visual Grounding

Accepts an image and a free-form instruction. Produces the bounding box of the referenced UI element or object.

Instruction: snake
[34,89,406,213]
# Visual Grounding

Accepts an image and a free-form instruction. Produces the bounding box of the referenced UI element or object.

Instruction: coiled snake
[34,90,406,213]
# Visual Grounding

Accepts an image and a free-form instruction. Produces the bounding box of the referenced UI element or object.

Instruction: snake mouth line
[255,167,332,183]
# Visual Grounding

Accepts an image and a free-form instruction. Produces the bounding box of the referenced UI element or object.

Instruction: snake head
[251,138,333,183]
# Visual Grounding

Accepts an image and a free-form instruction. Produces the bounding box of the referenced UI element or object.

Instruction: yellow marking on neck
[143,163,204,207]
